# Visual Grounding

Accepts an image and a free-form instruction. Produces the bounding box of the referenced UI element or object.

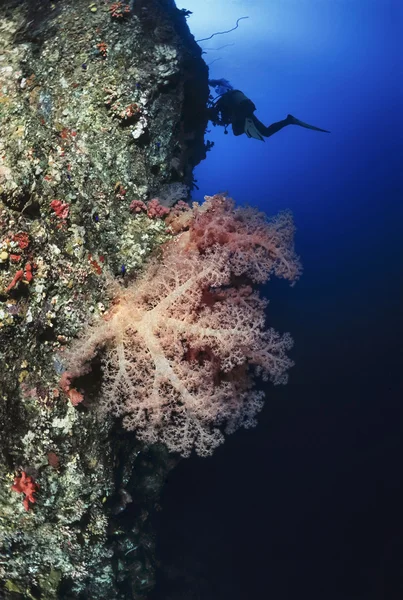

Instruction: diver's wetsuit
[211,89,330,141]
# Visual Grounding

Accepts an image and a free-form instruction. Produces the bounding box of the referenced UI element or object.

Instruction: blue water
[151,2,402,599]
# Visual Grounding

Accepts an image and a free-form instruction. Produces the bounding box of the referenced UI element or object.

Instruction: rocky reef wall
[0,0,208,597]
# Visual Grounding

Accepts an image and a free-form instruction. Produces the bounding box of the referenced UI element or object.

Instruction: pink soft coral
[185,194,302,284]
[62,194,302,457]
[11,471,39,511]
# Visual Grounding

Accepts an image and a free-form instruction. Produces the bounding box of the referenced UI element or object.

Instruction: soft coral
[11,471,39,511]
[62,194,301,456]
[185,194,302,284]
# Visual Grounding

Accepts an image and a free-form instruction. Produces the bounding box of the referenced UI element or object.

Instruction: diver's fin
[287,114,330,133]
[244,117,265,141]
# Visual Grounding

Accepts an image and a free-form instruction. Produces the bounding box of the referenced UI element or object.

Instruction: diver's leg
[252,115,290,138]
[253,114,330,137]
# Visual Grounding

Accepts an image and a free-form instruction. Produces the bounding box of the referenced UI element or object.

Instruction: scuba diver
[207,79,330,141]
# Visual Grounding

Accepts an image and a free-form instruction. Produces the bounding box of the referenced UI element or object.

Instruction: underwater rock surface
[0,0,208,597]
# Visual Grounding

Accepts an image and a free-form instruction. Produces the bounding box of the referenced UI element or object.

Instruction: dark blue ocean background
[151,2,402,599]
